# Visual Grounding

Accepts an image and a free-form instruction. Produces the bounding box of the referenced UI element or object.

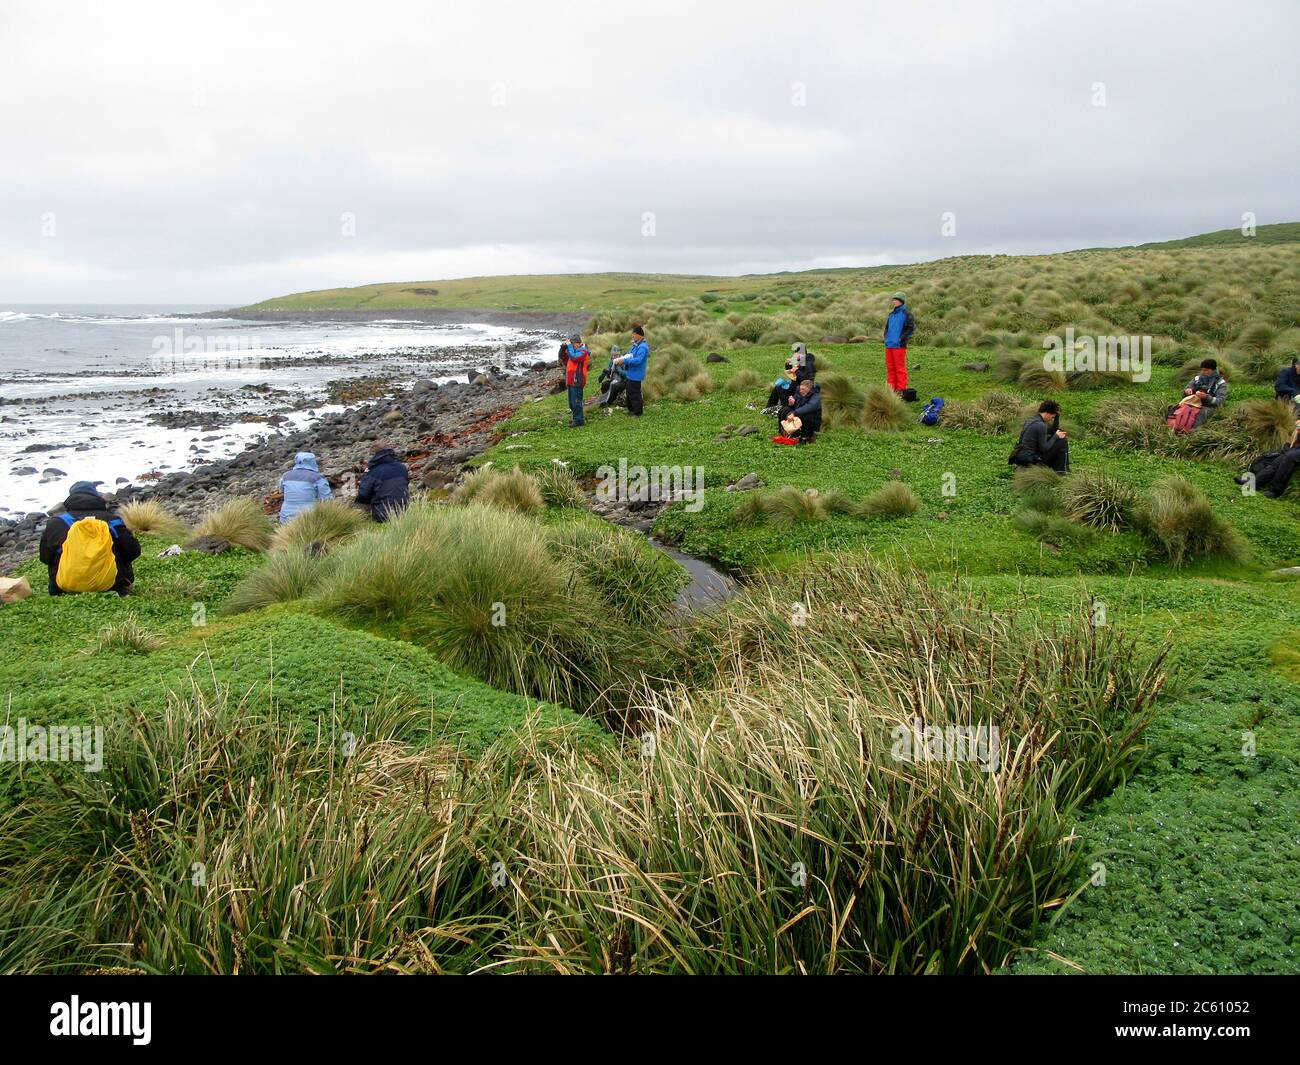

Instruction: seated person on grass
[589,345,627,409]
[1274,356,1300,404]
[1238,418,1300,499]
[1009,399,1070,474]
[765,343,817,412]
[1170,358,1228,433]
[39,480,141,597]
[773,378,822,445]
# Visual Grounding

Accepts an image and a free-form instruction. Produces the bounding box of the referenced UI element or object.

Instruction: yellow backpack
[55,513,122,593]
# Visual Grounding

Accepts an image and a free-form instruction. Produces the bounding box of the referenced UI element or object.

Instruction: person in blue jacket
[278,451,332,524]
[356,441,409,522]
[612,325,649,415]
[882,291,916,393]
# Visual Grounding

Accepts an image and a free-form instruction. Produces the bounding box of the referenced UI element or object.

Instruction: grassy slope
[242,272,848,314]
[1134,222,1300,249]
[480,340,1300,973]
[0,537,597,811]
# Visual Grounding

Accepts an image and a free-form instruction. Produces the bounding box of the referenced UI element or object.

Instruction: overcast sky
[1,0,1296,304]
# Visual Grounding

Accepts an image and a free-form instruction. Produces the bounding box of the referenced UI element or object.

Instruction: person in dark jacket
[1010,400,1070,474]
[590,345,628,409]
[882,291,916,393]
[1274,357,1300,403]
[356,442,409,522]
[38,480,141,596]
[765,343,818,411]
[1238,419,1300,498]
[776,379,822,443]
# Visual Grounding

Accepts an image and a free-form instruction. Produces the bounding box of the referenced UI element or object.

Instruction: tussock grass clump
[732,491,773,526]
[860,384,906,432]
[1018,362,1067,392]
[533,464,586,509]
[1089,395,1186,456]
[453,466,544,514]
[645,346,716,402]
[1013,507,1092,545]
[817,372,866,427]
[766,485,826,527]
[117,499,188,540]
[83,616,163,655]
[1012,465,1062,493]
[860,480,921,517]
[192,497,275,552]
[270,498,370,555]
[547,518,685,627]
[222,548,332,615]
[1137,476,1248,565]
[314,502,632,710]
[1059,472,1139,531]
[1239,398,1296,451]
[994,352,1029,381]
[942,391,1024,434]
[724,368,763,392]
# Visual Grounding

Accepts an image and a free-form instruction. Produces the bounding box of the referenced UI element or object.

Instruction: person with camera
[1009,399,1070,474]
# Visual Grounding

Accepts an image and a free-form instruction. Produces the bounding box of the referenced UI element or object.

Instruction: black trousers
[1256,447,1300,492]
[1016,440,1070,474]
[626,379,643,416]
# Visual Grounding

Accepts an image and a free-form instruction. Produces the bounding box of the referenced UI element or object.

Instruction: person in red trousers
[882,291,915,393]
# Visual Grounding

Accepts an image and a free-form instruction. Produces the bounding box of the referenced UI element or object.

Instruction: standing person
[882,291,915,393]
[564,333,590,427]
[1009,400,1070,474]
[613,325,649,416]
[39,480,141,596]
[356,441,409,521]
[279,451,332,524]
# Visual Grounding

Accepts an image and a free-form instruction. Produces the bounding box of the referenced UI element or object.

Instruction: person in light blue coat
[279,451,332,524]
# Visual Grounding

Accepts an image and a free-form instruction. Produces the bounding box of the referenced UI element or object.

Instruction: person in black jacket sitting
[1275,357,1300,403]
[356,442,409,522]
[38,480,141,596]
[765,343,818,412]
[1010,400,1070,474]
[776,379,822,443]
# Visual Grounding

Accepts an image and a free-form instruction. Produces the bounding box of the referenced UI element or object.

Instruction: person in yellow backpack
[38,481,141,596]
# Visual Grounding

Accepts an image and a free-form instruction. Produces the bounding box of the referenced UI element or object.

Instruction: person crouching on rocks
[356,441,409,521]
[279,451,332,524]
[39,480,141,597]
[1009,400,1070,474]
[564,333,590,427]
[773,378,822,445]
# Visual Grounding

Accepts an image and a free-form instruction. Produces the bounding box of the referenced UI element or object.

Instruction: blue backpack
[920,397,945,426]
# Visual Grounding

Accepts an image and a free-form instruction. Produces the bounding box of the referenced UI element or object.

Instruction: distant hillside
[1133,222,1300,249]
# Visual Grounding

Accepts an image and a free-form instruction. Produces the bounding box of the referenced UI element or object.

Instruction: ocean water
[0,305,558,517]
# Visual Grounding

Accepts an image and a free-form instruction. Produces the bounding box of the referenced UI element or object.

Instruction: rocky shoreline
[0,359,570,572]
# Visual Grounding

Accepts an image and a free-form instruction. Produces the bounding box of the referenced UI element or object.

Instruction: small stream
[648,539,738,612]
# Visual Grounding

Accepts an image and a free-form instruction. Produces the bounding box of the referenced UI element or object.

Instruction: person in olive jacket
[38,480,141,596]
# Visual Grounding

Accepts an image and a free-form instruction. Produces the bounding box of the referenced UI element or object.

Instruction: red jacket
[565,343,590,387]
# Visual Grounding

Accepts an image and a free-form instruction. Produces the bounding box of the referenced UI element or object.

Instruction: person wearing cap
[563,333,591,427]
[612,325,649,416]
[765,342,818,412]
[38,480,141,596]
[882,292,916,393]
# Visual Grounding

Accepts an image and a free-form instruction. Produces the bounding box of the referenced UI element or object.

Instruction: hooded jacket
[356,447,409,522]
[1186,371,1228,409]
[39,486,141,596]
[279,452,332,524]
[565,342,590,388]
[884,303,916,348]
